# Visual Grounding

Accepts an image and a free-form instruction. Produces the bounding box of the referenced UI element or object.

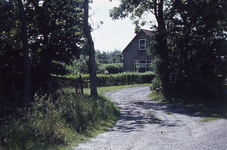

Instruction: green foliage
[103,63,123,74]
[51,61,71,76]
[28,0,84,81]
[96,49,123,64]
[69,55,89,75]
[0,90,119,149]
[66,72,155,87]
[0,0,84,91]
[149,91,164,102]
[156,0,227,97]
[0,0,24,85]
[109,0,153,30]
[96,61,109,75]
[111,0,227,100]
[67,50,123,75]
[69,54,123,75]
[150,76,162,92]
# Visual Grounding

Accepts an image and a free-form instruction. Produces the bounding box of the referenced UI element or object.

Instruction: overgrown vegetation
[0,88,120,150]
[0,83,152,150]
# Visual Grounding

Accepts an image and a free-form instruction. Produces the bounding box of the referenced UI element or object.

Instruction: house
[122,29,153,73]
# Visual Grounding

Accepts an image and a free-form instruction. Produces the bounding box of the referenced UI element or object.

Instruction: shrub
[150,76,162,92]
[103,63,123,74]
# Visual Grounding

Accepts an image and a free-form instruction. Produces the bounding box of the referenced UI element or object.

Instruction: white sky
[90,0,155,52]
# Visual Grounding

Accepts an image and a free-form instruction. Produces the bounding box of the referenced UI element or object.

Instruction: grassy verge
[0,84,150,150]
[149,91,227,122]
[0,90,120,149]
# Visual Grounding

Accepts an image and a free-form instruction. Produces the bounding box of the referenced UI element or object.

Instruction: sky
[90,0,155,52]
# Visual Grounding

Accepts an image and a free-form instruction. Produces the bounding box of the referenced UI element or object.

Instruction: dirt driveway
[74,86,227,150]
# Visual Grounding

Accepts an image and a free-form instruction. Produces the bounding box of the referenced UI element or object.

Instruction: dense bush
[150,76,162,92]
[103,63,123,74]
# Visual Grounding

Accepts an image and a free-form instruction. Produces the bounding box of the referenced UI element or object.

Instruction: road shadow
[134,99,227,119]
[108,102,162,133]
[106,86,227,134]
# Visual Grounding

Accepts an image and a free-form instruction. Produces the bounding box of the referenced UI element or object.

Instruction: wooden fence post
[80,75,83,95]
[57,74,60,89]
[75,79,78,95]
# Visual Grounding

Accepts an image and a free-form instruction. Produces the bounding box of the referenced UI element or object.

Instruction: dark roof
[141,29,152,36]
[122,29,152,53]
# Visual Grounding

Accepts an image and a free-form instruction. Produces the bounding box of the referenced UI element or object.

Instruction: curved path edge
[74,86,227,150]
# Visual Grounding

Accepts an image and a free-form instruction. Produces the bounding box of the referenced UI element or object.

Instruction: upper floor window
[139,39,146,50]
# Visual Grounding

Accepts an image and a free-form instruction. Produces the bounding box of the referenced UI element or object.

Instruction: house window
[139,39,146,50]
[134,60,150,73]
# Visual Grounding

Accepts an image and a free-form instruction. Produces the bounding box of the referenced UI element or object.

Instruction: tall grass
[0,88,119,150]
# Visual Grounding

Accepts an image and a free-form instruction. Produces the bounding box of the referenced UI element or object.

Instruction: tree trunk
[43,20,51,95]
[18,0,31,104]
[154,0,170,94]
[29,1,51,95]
[84,0,98,96]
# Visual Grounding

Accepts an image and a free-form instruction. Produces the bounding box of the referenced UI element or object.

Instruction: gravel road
[74,86,227,150]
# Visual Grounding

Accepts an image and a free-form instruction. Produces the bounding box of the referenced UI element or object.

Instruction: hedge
[103,63,123,74]
[65,72,155,87]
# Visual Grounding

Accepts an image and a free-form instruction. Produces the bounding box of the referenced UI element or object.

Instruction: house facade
[122,29,153,73]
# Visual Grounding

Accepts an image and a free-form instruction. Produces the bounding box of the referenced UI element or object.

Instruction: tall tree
[84,0,97,96]
[0,0,84,98]
[18,0,31,104]
[0,0,17,86]
[0,0,26,100]
[165,0,227,94]
[27,0,84,93]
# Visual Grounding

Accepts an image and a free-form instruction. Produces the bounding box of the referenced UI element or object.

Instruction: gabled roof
[122,29,152,53]
[141,29,152,36]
